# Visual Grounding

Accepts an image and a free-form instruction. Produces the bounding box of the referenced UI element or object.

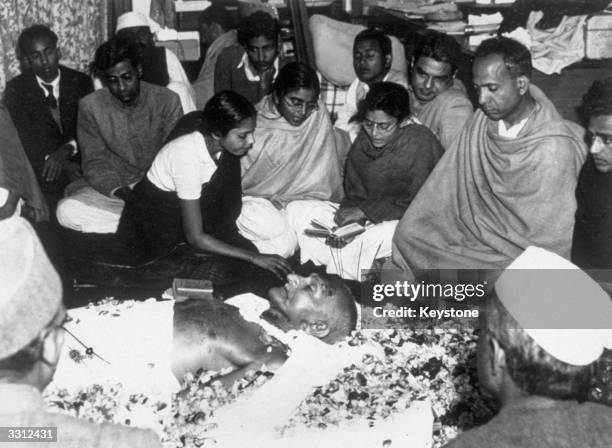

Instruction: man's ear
[56,47,62,61]
[137,64,143,79]
[384,54,392,70]
[488,336,507,378]
[516,75,530,96]
[41,327,64,368]
[300,319,330,339]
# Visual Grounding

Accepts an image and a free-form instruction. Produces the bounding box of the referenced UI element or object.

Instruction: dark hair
[201,91,256,137]
[199,3,230,30]
[484,295,592,401]
[272,62,320,100]
[354,28,392,58]
[93,38,141,74]
[475,36,532,78]
[414,32,461,73]
[18,24,58,55]
[582,78,612,123]
[237,11,280,47]
[350,82,410,123]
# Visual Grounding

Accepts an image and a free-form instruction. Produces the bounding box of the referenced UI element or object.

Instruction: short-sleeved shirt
[147,131,217,200]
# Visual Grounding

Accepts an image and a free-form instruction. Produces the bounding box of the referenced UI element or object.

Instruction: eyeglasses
[282,96,319,114]
[362,119,398,133]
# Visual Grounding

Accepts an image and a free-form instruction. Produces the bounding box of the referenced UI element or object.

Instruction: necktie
[42,83,58,109]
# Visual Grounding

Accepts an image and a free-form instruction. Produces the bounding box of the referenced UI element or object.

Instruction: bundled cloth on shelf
[504,10,586,75]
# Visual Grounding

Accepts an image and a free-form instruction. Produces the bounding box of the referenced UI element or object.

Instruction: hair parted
[272,62,320,99]
[351,81,410,123]
[201,90,257,137]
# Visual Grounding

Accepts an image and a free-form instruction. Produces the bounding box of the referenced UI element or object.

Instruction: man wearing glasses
[572,78,612,270]
[0,217,162,447]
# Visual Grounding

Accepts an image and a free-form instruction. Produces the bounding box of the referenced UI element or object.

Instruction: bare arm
[172,299,288,385]
[180,199,292,277]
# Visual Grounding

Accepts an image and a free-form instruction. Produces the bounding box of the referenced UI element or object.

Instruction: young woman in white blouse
[117,91,292,282]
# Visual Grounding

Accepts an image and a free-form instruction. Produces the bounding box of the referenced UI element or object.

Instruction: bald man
[172,273,357,384]
[52,273,358,391]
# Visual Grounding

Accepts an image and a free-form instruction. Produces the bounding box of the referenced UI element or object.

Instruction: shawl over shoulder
[241,95,344,206]
[393,85,587,272]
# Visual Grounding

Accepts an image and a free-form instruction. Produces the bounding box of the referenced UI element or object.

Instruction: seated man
[213,11,282,105]
[572,78,612,269]
[407,33,473,151]
[0,217,162,447]
[393,37,587,275]
[95,11,196,113]
[56,38,182,233]
[3,24,93,213]
[50,273,357,392]
[0,103,48,222]
[334,28,408,142]
[445,247,612,447]
[192,4,238,109]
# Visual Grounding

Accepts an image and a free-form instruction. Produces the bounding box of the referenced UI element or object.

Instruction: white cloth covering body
[51,299,179,400]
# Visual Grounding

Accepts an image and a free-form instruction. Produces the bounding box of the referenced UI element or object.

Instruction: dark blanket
[572,157,612,269]
[342,120,444,223]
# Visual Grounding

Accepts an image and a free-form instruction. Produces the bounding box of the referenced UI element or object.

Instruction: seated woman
[117,91,292,293]
[238,62,349,258]
[287,82,444,280]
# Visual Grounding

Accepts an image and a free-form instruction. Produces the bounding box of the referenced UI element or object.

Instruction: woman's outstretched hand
[251,254,293,279]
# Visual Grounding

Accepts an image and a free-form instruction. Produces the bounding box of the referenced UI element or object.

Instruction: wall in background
[0,0,108,92]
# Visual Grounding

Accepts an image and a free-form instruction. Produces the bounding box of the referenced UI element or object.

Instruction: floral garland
[44,298,497,447]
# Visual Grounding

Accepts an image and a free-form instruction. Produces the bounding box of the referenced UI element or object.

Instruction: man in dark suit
[3,24,93,214]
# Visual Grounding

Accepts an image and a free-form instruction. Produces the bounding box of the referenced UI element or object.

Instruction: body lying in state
[172,274,358,384]
[52,274,358,392]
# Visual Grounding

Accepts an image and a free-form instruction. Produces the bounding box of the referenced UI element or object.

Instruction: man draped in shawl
[0,103,48,222]
[393,37,587,276]
[407,33,473,151]
[238,63,348,257]
[572,78,612,270]
[288,82,443,280]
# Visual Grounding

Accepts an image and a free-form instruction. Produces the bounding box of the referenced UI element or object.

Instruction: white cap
[0,217,62,358]
[116,11,151,32]
[495,246,612,366]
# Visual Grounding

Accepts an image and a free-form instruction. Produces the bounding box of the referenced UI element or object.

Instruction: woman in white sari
[238,62,349,257]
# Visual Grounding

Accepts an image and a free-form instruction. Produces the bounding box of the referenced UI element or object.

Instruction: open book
[304,218,370,241]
